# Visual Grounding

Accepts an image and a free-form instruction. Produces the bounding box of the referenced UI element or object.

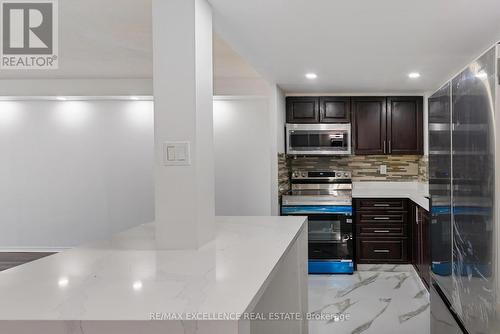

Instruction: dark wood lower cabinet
[355,198,431,287]
[356,224,407,238]
[412,204,431,287]
[357,238,409,263]
[355,198,410,264]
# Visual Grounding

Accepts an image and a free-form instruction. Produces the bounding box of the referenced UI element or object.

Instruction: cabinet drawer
[357,239,408,263]
[357,212,406,224]
[356,198,407,211]
[357,225,407,237]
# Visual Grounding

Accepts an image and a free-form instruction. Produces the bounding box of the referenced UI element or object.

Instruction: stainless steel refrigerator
[429,44,500,333]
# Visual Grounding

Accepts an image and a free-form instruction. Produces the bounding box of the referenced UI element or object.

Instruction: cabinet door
[352,97,387,155]
[412,205,431,287]
[420,210,431,285]
[387,96,423,154]
[412,204,420,269]
[286,97,319,123]
[319,97,350,123]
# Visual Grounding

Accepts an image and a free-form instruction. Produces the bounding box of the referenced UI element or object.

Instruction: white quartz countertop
[0,216,307,320]
[352,182,429,211]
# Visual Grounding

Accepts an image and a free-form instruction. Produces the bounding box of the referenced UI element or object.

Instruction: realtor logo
[1,0,58,69]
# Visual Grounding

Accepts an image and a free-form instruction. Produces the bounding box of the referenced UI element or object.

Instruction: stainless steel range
[281,170,354,274]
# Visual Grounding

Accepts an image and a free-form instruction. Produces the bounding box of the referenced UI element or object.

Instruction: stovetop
[283,170,352,206]
[291,170,352,181]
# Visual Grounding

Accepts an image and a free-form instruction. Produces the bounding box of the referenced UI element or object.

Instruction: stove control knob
[343,172,349,178]
[301,172,307,178]
[336,172,342,177]
[292,171,299,178]
[342,234,351,242]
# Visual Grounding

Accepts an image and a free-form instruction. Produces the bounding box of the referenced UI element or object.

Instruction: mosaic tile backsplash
[418,155,428,182]
[285,154,429,182]
[278,153,290,195]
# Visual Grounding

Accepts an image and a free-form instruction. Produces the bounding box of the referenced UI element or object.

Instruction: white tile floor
[308,265,430,334]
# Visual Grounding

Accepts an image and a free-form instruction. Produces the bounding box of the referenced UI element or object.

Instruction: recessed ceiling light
[133,281,143,291]
[58,277,69,287]
[408,72,421,79]
[305,73,318,80]
[56,97,67,101]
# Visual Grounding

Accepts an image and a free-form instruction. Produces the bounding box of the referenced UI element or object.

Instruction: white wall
[152,0,215,249]
[0,95,283,249]
[274,87,286,154]
[269,85,286,215]
[0,100,154,249]
[214,77,271,96]
[0,79,152,96]
[213,97,272,216]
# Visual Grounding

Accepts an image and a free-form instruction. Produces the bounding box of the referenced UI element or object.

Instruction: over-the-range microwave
[286,123,352,155]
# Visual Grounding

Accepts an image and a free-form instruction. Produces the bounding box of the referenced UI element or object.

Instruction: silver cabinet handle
[373,217,390,220]
[374,230,390,233]
[388,140,392,153]
[383,140,386,154]
[373,204,390,207]
[374,249,390,253]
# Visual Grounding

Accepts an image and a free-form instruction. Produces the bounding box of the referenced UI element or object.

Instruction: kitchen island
[0,216,308,334]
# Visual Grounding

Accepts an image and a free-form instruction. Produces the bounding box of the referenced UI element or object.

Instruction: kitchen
[276,44,500,333]
[0,1,499,334]
[280,95,428,274]
[279,94,432,333]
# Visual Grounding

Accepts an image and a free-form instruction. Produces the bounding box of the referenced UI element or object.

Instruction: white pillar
[152,0,215,249]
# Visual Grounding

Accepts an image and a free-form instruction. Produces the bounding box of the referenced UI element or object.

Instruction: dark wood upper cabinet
[286,97,350,124]
[287,96,423,156]
[352,97,387,155]
[387,96,423,154]
[353,96,423,155]
[319,97,351,123]
[286,97,320,123]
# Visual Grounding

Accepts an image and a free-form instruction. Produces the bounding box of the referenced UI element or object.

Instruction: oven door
[281,205,353,261]
[307,214,353,261]
[286,123,351,155]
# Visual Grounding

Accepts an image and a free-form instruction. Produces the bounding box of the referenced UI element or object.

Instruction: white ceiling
[0,0,153,79]
[2,0,500,95]
[210,0,500,94]
[213,34,261,79]
[0,0,253,82]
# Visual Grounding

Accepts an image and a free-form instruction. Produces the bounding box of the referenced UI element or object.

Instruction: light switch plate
[163,141,191,166]
[379,165,387,175]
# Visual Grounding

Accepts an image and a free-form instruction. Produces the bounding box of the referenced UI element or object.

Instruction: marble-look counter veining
[0,216,307,321]
[352,182,429,211]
